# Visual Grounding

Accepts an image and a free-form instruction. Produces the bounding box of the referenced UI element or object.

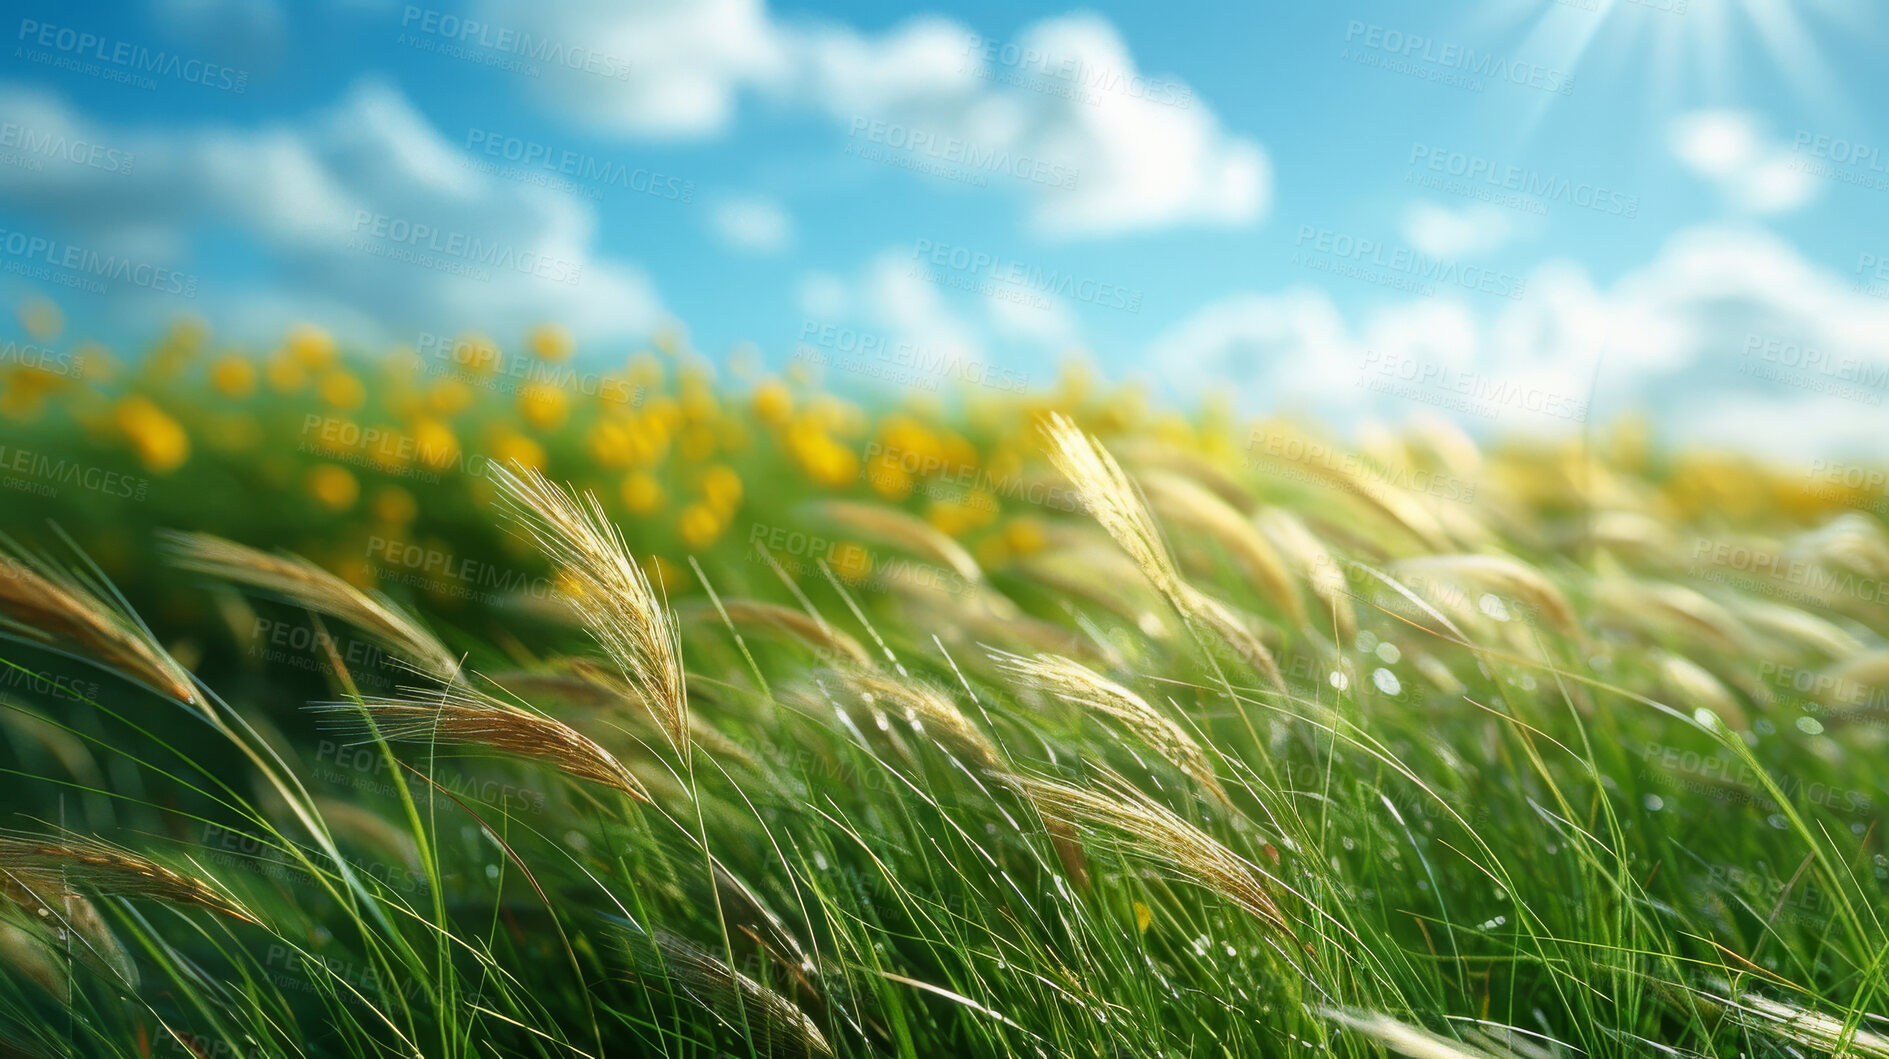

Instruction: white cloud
[1152,225,1889,458]
[1670,109,1817,215]
[476,0,786,140]
[711,195,793,254]
[470,3,1268,238]
[0,80,664,346]
[1401,201,1514,258]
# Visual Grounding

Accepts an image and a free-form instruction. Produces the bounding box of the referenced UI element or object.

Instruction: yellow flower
[644,394,684,434]
[700,464,742,516]
[286,323,336,369]
[305,464,359,511]
[411,418,460,471]
[373,485,418,525]
[621,471,665,515]
[318,369,367,410]
[1004,517,1047,557]
[528,323,573,362]
[210,355,257,398]
[113,396,190,473]
[16,296,63,340]
[488,431,545,471]
[587,418,633,469]
[752,378,793,427]
[866,456,912,501]
[679,425,717,462]
[453,333,502,374]
[678,502,721,550]
[517,381,570,430]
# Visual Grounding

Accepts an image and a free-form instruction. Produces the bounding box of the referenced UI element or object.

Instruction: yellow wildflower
[113,396,190,473]
[305,464,359,511]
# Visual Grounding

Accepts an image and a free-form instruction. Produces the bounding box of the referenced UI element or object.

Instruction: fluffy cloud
[1670,109,1817,215]
[0,80,663,345]
[475,0,786,140]
[1401,201,1514,258]
[1152,225,1889,458]
[470,2,1268,237]
[710,195,793,254]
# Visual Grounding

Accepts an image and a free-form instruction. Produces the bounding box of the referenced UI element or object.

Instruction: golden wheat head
[488,463,688,751]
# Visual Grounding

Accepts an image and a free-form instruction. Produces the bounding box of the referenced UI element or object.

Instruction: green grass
[1,337,1887,1058]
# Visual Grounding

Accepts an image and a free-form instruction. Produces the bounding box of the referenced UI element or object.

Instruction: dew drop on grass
[485,863,500,880]
[1225,944,1237,957]
[813,851,828,871]
[1767,814,1789,830]
[1692,708,1719,729]
[1355,630,1379,653]
[1754,718,1776,735]
[1478,915,1506,930]
[1795,716,1824,735]
[1642,794,1664,811]
[1375,641,1401,664]
[1329,670,1350,692]
[1478,593,1510,621]
[1371,668,1401,696]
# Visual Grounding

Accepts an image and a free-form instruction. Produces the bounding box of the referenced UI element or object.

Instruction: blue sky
[3,0,1887,455]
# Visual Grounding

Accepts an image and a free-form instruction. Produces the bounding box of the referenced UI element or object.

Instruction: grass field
[1,318,1887,1058]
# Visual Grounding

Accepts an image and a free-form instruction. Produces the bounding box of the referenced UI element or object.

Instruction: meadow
[0,310,1886,1058]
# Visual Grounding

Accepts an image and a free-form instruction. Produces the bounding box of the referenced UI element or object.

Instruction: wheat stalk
[489,463,689,751]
